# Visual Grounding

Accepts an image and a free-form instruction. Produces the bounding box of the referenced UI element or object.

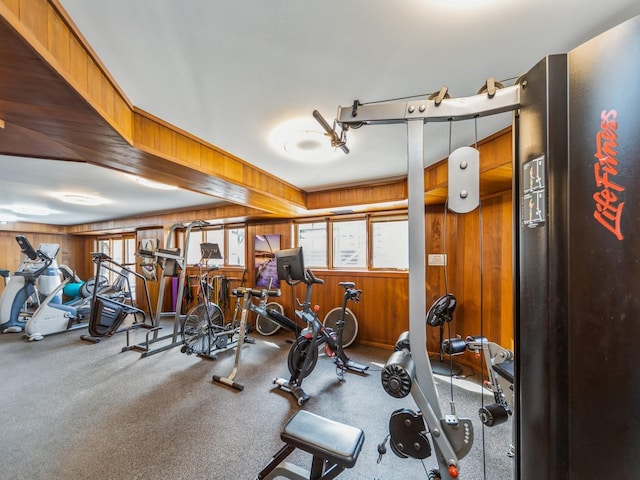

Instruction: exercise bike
[180,243,253,360]
[180,266,248,360]
[273,247,369,406]
[212,284,290,391]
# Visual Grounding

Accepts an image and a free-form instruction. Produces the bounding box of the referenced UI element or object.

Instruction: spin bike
[211,265,303,391]
[212,284,301,391]
[273,268,369,406]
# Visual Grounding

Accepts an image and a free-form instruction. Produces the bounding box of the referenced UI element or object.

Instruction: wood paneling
[306,180,407,211]
[0,230,88,297]
[0,191,514,361]
[441,191,514,370]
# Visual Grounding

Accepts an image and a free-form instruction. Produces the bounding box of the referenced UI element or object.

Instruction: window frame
[368,213,409,271]
[293,211,409,272]
[329,216,368,270]
[95,233,137,296]
[180,224,247,268]
[294,219,328,268]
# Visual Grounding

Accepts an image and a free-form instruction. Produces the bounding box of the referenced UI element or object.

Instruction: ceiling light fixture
[6,205,55,216]
[269,117,348,162]
[134,176,178,190]
[54,193,110,206]
[283,130,327,155]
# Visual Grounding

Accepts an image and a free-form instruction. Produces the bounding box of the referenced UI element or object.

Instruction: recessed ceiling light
[54,193,110,206]
[283,131,327,154]
[134,176,178,190]
[269,117,348,162]
[6,205,55,216]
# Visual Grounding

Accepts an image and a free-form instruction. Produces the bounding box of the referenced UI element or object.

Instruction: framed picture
[254,234,280,288]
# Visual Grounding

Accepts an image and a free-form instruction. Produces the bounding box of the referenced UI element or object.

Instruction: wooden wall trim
[306,179,407,211]
[307,128,512,213]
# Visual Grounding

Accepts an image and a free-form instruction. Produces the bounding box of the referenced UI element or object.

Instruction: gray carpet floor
[0,322,514,479]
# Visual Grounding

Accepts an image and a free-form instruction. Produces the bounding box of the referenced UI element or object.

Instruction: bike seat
[339,282,355,289]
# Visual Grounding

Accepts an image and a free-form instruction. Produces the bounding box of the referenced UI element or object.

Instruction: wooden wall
[169,193,513,369]
[0,189,513,371]
[0,230,88,297]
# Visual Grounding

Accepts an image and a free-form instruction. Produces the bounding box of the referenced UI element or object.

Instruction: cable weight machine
[317,80,521,478]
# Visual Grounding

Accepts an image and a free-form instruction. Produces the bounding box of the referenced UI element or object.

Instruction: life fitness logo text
[593,109,624,240]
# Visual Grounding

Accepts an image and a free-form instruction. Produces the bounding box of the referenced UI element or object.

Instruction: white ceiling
[2,0,640,226]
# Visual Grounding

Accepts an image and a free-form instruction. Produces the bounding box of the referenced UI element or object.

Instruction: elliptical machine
[22,264,97,342]
[0,236,62,334]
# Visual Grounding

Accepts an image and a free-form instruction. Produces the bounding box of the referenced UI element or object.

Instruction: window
[95,235,137,297]
[186,228,223,266]
[371,217,409,269]
[332,219,366,268]
[296,221,327,267]
[226,226,245,266]
[184,225,246,267]
[185,231,205,265]
[297,215,407,270]
[204,229,224,267]
[125,238,136,265]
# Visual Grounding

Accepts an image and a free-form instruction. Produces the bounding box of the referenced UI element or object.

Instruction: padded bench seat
[493,359,514,384]
[282,410,364,469]
[257,410,364,479]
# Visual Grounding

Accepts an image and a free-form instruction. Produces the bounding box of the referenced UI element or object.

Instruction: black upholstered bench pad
[281,410,364,469]
[493,359,514,384]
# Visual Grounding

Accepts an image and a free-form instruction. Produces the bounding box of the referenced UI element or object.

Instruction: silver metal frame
[334,84,521,478]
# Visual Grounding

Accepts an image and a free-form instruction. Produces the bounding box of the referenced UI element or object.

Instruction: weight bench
[257,410,365,480]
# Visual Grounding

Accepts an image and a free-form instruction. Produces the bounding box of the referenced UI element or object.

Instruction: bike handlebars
[304,268,324,285]
[232,287,281,298]
[346,288,362,302]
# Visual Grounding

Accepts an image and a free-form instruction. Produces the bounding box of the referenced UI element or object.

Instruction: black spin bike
[273,247,369,406]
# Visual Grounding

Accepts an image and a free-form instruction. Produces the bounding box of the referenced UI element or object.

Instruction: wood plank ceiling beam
[0,0,307,216]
